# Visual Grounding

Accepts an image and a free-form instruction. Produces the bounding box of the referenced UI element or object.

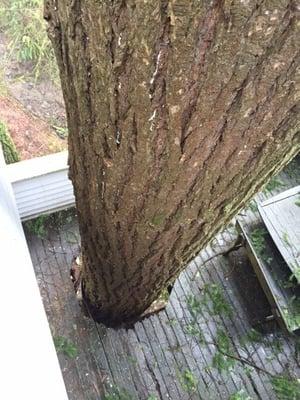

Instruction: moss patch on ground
[0,120,19,163]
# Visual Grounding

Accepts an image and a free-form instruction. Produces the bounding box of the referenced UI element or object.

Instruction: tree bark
[45,0,300,327]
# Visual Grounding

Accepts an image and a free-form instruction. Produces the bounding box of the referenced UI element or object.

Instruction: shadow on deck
[24,160,300,400]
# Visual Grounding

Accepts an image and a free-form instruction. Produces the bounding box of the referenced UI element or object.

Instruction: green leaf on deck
[53,336,78,358]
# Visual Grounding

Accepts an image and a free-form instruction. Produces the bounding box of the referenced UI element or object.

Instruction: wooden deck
[258,186,300,283]
[25,159,300,400]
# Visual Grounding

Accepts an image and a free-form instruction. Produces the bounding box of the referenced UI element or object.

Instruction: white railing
[0,149,69,399]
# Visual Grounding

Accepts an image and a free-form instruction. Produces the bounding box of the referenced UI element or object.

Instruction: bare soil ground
[0,95,65,159]
[0,32,67,159]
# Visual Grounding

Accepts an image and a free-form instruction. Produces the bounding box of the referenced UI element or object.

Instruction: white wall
[0,149,69,400]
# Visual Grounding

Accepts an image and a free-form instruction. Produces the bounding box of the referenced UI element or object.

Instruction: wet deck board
[25,159,300,400]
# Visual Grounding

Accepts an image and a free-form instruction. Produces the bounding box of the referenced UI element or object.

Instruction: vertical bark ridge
[180,0,224,153]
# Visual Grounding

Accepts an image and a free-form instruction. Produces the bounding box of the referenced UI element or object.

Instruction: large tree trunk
[45,0,300,327]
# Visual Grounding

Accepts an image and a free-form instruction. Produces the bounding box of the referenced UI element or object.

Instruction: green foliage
[187,294,203,318]
[229,389,252,400]
[53,336,78,358]
[244,328,263,343]
[25,214,49,238]
[250,227,273,264]
[213,330,236,373]
[147,395,157,400]
[240,330,287,362]
[0,0,58,80]
[240,328,263,346]
[284,156,300,182]
[187,283,232,321]
[250,227,267,255]
[166,318,177,326]
[272,337,284,355]
[282,232,291,247]
[295,198,300,207]
[271,375,300,400]
[282,296,300,332]
[289,262,300,283]
[244,200,258,213]
[24,209,75,238]
[184,321,205,343]
[203,283,233,317]
[0,120,20,164]
[52,125,68,139]
[263,177,285,195]
[243,366,254,376]
[127,356,137,366]
[159,288,170,302]
[103,386,134,400]
[281,274,297,289]
[179,369,198,394]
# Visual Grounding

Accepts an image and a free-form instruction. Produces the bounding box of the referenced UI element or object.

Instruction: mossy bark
[45,0,300,327]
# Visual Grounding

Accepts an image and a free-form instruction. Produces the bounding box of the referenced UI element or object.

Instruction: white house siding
[6,151,75,220]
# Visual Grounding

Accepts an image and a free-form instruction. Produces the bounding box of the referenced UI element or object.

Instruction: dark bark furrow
[180,0,223,153]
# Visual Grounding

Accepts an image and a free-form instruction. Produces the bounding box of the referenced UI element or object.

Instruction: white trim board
[6,151,75,220]
[0,149,69,400]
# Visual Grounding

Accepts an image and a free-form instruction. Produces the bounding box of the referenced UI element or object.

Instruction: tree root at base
[70,254,173,328]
